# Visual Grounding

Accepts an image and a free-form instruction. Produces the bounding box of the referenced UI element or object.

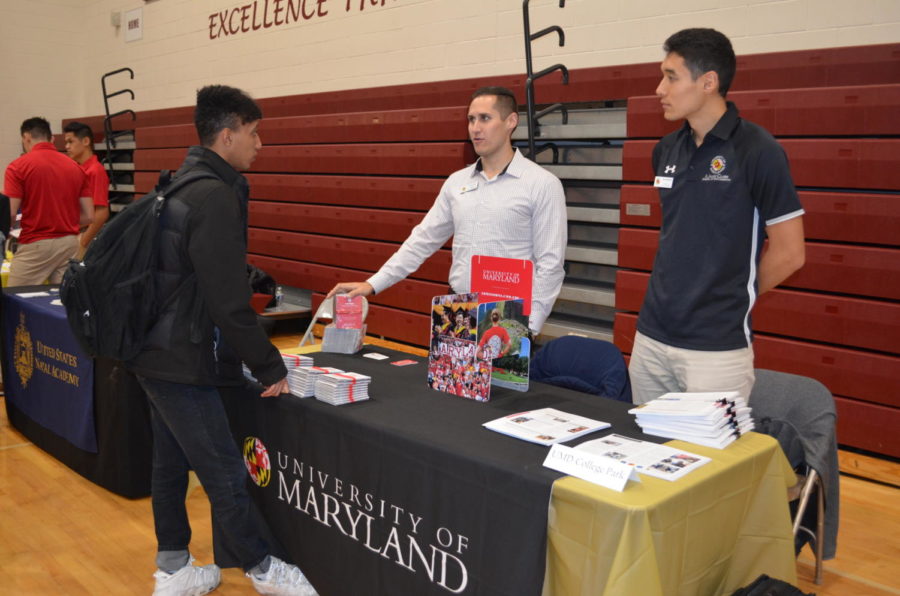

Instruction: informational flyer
[483,408,611,446]
[575,434,711,481]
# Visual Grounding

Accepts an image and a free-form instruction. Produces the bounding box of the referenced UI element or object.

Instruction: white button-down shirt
[367,149,567,333]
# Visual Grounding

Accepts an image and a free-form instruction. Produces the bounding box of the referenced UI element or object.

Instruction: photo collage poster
[427,294,531,400]
[475,299,530,392]
[427,293,492,402]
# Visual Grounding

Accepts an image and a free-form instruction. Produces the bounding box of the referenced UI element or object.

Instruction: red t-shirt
[81,154,109,207]
[478,325,511,359]
[4,142,89,244]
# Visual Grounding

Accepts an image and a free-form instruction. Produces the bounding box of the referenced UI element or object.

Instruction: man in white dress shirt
[327,86,567,334]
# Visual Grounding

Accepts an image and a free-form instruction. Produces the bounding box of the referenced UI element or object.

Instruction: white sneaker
[152,556,221,596]
[248,556,318,596]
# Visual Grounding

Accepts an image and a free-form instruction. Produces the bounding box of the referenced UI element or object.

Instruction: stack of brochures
[628,391,754,449]
[242,353,313,382]
[482,407,611,446]
[289,366,344,398]
[282,353,313,369]
[321,324,366,354]
[314,372,371,405]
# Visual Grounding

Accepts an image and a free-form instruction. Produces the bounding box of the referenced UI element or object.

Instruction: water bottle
[275,285,284,307]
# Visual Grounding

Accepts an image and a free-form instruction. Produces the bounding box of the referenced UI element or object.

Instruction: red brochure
[470,255,533,316]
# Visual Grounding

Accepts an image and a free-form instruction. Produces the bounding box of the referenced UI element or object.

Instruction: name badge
[460,182,479,194]
[654,176,674,189]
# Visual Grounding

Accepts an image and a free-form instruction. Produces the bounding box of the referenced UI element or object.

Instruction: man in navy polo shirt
[629,28,806,404]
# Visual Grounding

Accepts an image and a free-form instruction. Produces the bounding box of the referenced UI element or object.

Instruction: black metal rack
[100,68,136,191]
[522,0,569,160]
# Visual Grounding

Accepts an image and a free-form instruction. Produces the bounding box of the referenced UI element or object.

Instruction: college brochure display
[470,255,534,317]
[576,433,711,481]
[321,295,367,353]
[299,295,367,354]
[629,391,754,449]
[482,407,611,446]
[476,299,530,392]
[427,292,531,401]
[314,372,371,405]
[333,295,366,328]
[427,293,492,401]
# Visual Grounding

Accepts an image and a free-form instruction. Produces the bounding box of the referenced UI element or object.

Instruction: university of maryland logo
[14,312,34,388]
[242,437,271,487]
[710,155,727,175]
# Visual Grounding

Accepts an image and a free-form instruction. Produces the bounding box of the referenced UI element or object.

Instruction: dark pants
[136,375,268,571]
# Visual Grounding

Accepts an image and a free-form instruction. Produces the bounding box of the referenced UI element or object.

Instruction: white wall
[0,0,89,171]
[2,0,900,169]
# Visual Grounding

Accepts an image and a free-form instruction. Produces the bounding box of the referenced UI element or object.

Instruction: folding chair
[750,369,840,585]
[530,335,632,402]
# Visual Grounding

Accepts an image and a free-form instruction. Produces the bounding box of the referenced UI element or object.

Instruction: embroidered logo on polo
[243,436,271,487]
[14,312,34,388]
[664,165,677,174]
[703,155,731,182]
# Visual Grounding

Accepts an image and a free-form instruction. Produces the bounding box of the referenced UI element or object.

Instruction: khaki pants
[7,235,78,287]
[628,330,755,405]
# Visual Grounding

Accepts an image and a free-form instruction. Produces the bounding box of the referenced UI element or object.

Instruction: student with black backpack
[123,85,317,596]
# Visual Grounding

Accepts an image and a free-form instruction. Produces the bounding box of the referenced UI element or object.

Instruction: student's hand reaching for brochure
[326,281,374,299]
[261,377,290,397]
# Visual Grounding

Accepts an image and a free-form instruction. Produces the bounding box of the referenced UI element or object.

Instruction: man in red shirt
[5,117,93,286]
[64,121,110,259]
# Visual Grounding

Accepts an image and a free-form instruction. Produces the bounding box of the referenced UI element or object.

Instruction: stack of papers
[628,392,754,449]
[288,366,344,398]
[314,372,371,405]
[482,407,611,446]
[321,324,366,354]
[282,353,313,369]
[242,352,313,382]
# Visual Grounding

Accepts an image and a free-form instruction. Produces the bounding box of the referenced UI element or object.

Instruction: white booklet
[483,407,611,446]
[576,433,712,481]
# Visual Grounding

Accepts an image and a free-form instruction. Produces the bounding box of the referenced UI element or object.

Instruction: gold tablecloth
[543,432,797,596]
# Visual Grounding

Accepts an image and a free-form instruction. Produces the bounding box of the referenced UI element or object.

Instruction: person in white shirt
[327,86,567,334]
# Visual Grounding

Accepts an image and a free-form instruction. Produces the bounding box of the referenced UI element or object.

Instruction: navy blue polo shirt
[637,102,804,351]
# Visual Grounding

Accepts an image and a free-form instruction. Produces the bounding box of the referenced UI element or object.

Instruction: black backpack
[60,170,216,361]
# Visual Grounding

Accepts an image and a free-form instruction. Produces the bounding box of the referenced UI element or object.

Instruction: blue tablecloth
[2,289,96,452]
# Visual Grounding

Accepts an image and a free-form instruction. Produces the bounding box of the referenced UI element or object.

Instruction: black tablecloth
[219,348,656,596]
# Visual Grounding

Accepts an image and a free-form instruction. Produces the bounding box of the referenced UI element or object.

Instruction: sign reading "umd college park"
[208,0,401,39]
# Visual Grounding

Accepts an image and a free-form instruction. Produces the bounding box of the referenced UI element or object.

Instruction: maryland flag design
[242,436,271,487]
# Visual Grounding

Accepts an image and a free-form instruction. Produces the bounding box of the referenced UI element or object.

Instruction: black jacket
[128,146,286,386]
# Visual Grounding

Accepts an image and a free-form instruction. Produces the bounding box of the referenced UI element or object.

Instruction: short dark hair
[663,28,736,97]
[20,117,52,141]
[63,121,95,141]
[471,87,518,118]
[194,85,263,147]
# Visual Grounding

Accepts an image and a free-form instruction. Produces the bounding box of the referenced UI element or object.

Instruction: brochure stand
[299,295,368,354]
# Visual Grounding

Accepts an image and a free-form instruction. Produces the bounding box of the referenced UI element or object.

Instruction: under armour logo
[664,165,677,174]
